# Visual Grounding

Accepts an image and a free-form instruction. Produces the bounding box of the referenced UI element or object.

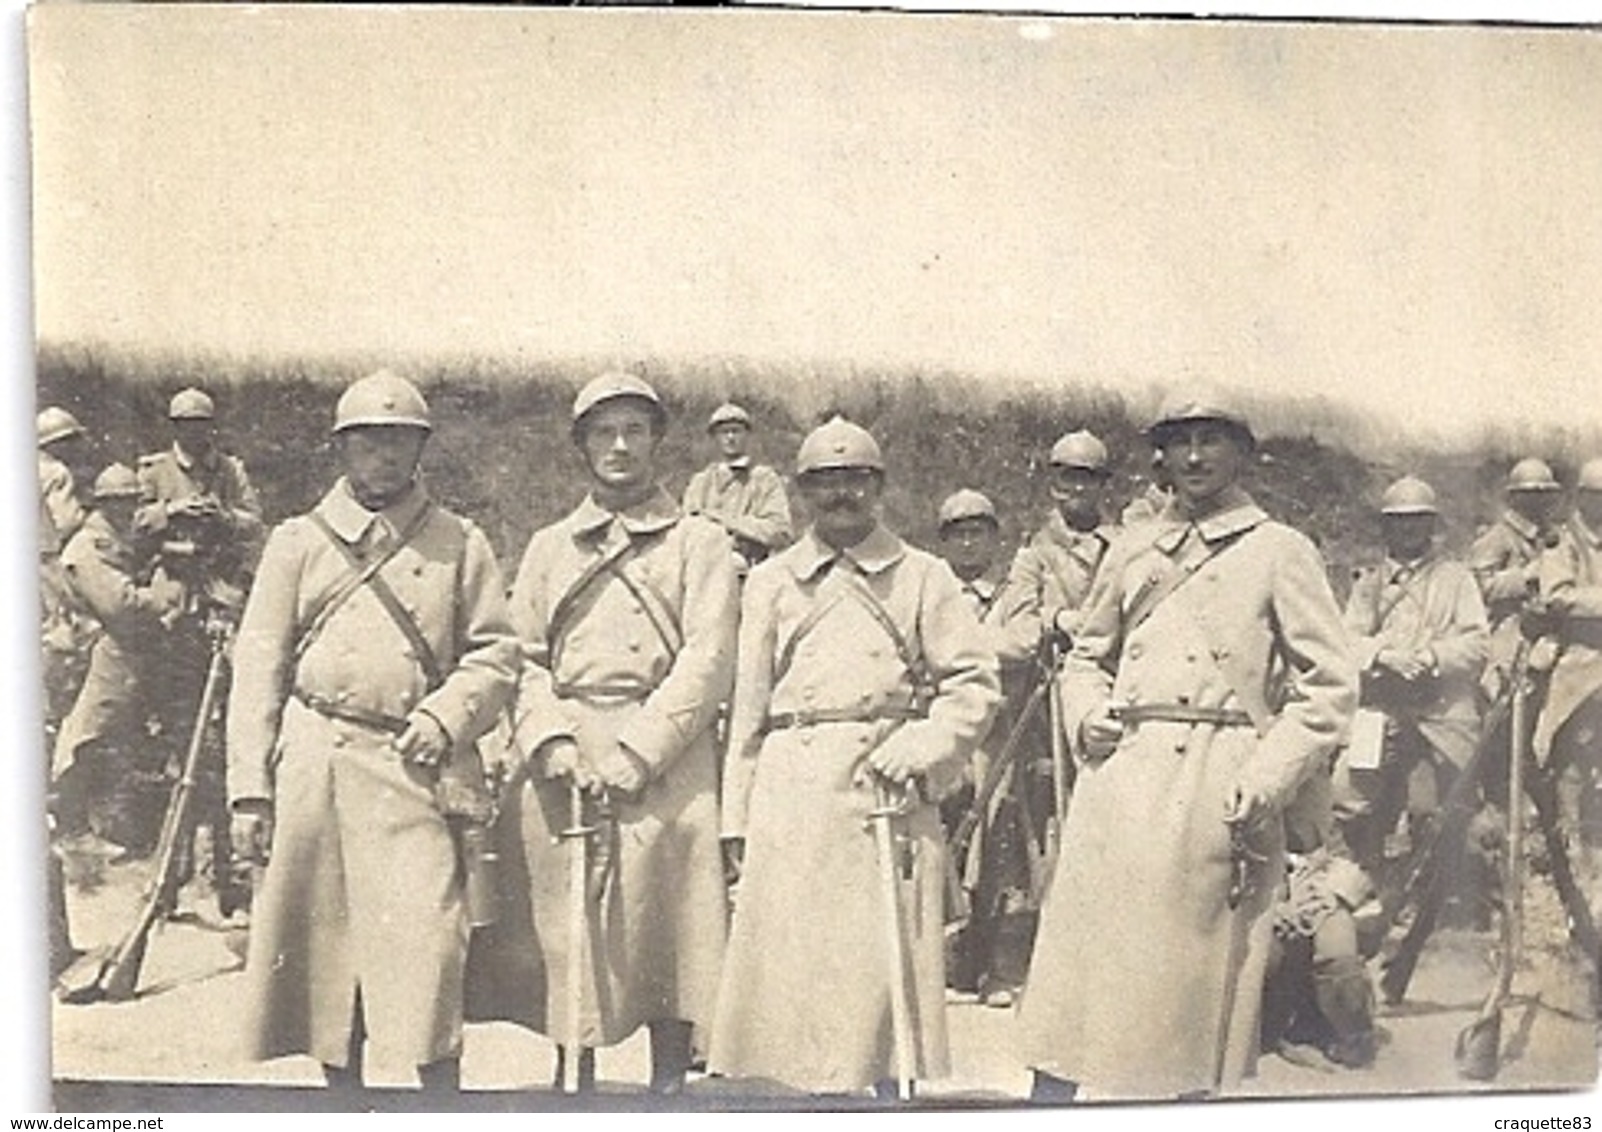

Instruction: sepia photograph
[13,0,1601,1117]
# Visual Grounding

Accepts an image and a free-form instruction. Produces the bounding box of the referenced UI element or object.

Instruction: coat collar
[788,523,906,582]
[1154,486,1267,553]
[570,485,681,542]
[1039,509,1115,555]
[315,477,431,544]
[1501,508,1541,544]
[1383,550,1438,584]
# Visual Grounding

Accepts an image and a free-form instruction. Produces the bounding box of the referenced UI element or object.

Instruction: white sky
[27,7,1602,439]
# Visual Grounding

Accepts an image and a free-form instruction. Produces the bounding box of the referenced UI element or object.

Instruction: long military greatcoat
[1535,514,1602,762]
[227,479,517,1068]
[1018,488,1355,1099]
[468,488,738,1049]
[709,525,999,1093]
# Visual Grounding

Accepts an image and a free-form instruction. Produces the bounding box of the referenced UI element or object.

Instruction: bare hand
[541,738,600,792]
[393,712,451,769]
[170,494,221,520]
[1375,647,1428,681]
[1079,704,1124,763]
[1225,761,1285,828]
[231,805,274,866]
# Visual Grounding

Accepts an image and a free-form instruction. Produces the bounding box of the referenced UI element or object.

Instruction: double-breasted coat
[709,525,999,1092]
[1017,489,1356,1099]
[1534,514,1602,763]
[468,488,738,1049]
[227,479,517,1068]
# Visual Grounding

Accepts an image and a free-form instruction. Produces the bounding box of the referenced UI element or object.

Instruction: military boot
[1313,954,1377,1068]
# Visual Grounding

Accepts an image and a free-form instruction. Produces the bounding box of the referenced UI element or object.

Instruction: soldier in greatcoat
[935,488,1038,1006]
[682,400,793,571]
[227,371,517,1095]
[1339,476,1489,882]
[38,406,94,739]
[138,386,267,917]
[1018,389,1356,1102]
[1471,457,1562,703]
[39,405,96,979]
[708,416,1000,1096]
[1533,456,1602,851]
[996,429,1119,661]
[52,464,183,856]
[473,373,738,1094]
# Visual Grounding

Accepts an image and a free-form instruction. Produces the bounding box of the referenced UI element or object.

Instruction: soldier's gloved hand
[1078,703,1124,763]
[538,737,598,792]
[866,738,930,786]
[594,742,650,797]
[231,800,274,866]
[394,711,451,769]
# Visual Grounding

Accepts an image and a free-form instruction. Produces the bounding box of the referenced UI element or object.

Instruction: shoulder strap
[772,558,932,704]
[545,528,672,668]
[1124,526,1250,639]
[295,502,437,678]
[603,556,683,657]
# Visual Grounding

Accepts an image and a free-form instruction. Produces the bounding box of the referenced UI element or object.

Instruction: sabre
[559,782,595,1094]
[869,779,917,1102]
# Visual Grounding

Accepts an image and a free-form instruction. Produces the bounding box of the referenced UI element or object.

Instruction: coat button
[333,734,348,749]
[628,639,643,652]
[1128,643,1144,659]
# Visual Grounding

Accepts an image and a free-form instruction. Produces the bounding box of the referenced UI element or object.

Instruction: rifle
[96,622,231,1002]
[870,779,917,1102]
[1456,658,1529,1079]
[945,676,1051,912]
[1377,642,1525,1005]
[1041,641,1072,883]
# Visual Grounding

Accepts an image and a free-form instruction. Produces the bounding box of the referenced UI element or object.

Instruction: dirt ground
[49,842,1600,1114]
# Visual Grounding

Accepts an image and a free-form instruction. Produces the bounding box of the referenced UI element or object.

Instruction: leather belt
[293,687,408,736]
[1108,703,1255,728]
[553,680,655,704]
[764,705,924,733]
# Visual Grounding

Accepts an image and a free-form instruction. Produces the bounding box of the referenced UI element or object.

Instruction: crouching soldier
[226,371,517,1097]
[709,417,999,1097]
